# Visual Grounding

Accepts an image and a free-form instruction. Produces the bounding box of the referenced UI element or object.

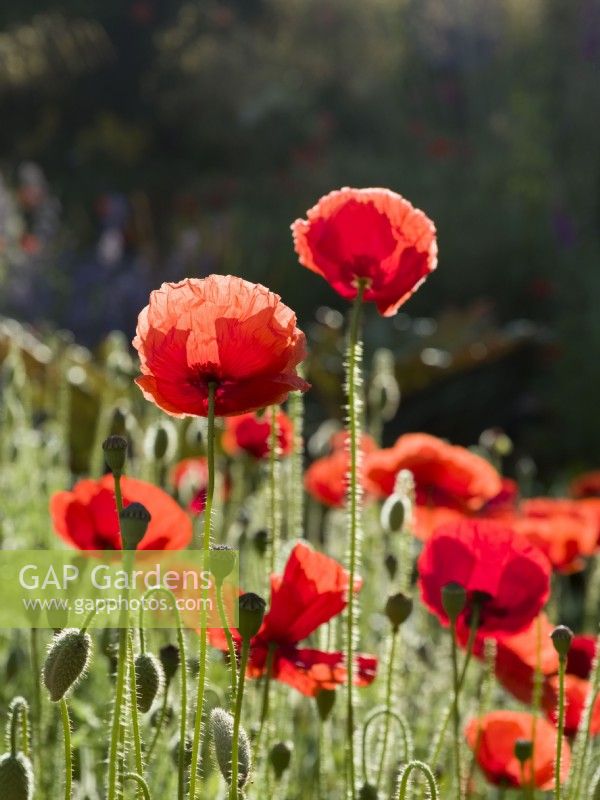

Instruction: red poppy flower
[508,498,598,573]
[465,711,571,789]
[50,475,192,550]
[304,434,378,508]
[364,433,502,511]
[169,457,210,515]
[567,634,597,679]
[575,499,600,544]
[291,188,437,317]
[570,470,600,499]
[543,674,600,737]
[222,410,294,460]
[133,276,309,418]
[418,520,551,638]
[208,542,377,695]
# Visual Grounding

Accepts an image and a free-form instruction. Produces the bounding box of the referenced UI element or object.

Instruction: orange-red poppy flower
[291,188,437,316]
[570,470,600,499]
[133,276,309,417]
[222,410,294,460]
[50,475,192,550]
[304,434,378,508]
[209,542,377,695]
[418,519,551,638]
[364,433,502,511]
[465,711,570,789]
[508,498,598,573]
[543,674,600,737]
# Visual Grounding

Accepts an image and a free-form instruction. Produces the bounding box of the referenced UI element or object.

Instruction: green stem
[229,639,250,800]
[567,630,600,800]
[253,643,275,762]
[30,629,41,761]
[376,628,398,788]
[362,707,412,786]
[189,382,216,800]
[60,698,72,800]
[450,620,462,800]
[125,773,152,800]
[345,281,366,800]
[9,699,30,757]
[146,687,169,761]
[555,656,566,800]
[128,631,145,798]
[216,580,238,709]
[268,405,280,576]
[396,760,439,800]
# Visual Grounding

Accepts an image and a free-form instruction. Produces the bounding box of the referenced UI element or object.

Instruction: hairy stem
[229,639,250,800]
[60,698,72,800]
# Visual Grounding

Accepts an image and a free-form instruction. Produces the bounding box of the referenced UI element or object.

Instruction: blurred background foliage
[0,0,599,479]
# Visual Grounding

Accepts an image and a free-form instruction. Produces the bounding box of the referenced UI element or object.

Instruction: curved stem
[345,282,366,800]
[128,630,145,798]
[125,772,152,800]
[396,760,439,800]
[216,580,238,709]
[60,698,72,800]
[189,382,216,800]
[229,639,250,800]
[555,656,566,800]
[362,706,412,786]
[376,628,398,788]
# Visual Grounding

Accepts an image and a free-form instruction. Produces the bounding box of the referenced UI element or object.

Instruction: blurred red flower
[291,188,437,317]
[169,457,210,515]
[50,475,192,550]
[209,541,377,695]
[133,276,309,417]
[465,711,570,789]
[570,470,600,498]
[543,674,600,737]
[222,410,294,460]
[364,433,502,511]
[304,434,378,508]
[418,520,551,638]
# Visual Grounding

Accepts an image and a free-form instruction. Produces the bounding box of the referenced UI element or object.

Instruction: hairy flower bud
[315,688,336,721]
[551,625,574,659]
[43,629,91,702]
[210,708,251,788]
[442,582,467,623]
[159,644,180,686]
[135,653,164,713]
[102,435,128,477]
[269,741,292,780]
[238,593,266,641]
[384,593,413,630]
[119,503,151,550]
[0,753,34,800]
[380,494,406,533]
[358,783,379,800]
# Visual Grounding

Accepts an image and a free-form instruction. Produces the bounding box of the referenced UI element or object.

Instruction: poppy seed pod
[269,741,292,780]
[358,783,379,800]
[119,502,151,550]
[441,582,467,623]
[551,625,574,659]
[43,628,91,703]
[135,653,164,713]
[514,738,533,763]
[384,593,413,630]
[102,435,128,476]
[210,708,251,788]
[238,593,266,641]
[209,545,237,585]
[0,753,34,800]
[159,644,180,686]
[315,688,336,721]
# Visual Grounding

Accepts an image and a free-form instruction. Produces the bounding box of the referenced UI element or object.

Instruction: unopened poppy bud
[135,653,164,713]
[442,582,467,623]
[384,553,398,580]
[102,435,128,476]
[514,738,533,763]
[43,629,91,702]
[209,545,237,585]
[551,625,574,659]
[119,503,151,550]
[315,688,336,721]
[384,593,413,630]
[381,494,406,533]
[159,644,180,686]
[0,753,34,800]
[210,708,251,788]
[252,529,268,556]
[238,593,266,641]
[144,421,177,462]
[359,783,379,800]
[269,741,292,780]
